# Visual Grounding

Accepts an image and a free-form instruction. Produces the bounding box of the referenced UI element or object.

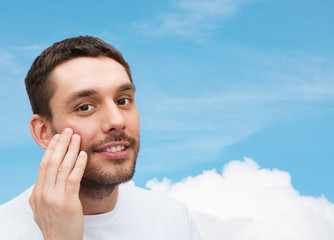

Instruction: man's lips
[94,141,130,159]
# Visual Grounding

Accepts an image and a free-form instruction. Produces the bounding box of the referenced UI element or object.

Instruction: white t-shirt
[0,183,201,240]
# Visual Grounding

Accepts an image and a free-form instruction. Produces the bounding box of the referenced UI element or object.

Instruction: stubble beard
[51,124,139,200]
[81,132,139,200]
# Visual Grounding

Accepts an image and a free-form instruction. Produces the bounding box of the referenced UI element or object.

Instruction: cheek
[72,128,96,150]
[127,112,140,134]
[55,120,97,151]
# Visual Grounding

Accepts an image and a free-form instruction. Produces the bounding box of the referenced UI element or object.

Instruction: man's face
[48,56,140,187]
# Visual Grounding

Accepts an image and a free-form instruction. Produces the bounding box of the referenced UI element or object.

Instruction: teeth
[104,145,126,153]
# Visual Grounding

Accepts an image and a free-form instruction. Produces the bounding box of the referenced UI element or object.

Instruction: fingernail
[79,151,87,158]
[72,134,80,142]
[78,151,87,163]
[63,128,72,136]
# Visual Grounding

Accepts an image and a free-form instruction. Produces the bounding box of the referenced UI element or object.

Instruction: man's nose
[101,101,126,133]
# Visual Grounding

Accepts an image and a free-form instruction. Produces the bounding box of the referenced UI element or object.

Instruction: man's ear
[30,114,53,149]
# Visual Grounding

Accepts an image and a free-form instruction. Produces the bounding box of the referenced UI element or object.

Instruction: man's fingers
[44,128,73,188]
[34,134,60,190]
[55,134,81,191]
[66,151,87,196]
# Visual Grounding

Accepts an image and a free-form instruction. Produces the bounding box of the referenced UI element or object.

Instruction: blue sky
[0,0,333,206]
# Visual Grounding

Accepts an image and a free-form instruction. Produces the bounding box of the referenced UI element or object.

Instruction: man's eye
[116,98,130,106]
[77,104,94,111]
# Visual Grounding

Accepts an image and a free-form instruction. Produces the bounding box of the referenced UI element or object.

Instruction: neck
[80,184,119,215]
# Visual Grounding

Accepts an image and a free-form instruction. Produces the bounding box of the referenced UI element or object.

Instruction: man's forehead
[49,56,133,102]
[51,57,130,87]
[51,56,128,78]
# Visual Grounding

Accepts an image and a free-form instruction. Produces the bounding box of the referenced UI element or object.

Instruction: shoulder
[119,183,202,239]
[120,182,188,212]
[0,186,42,239]
[0,186,33,215]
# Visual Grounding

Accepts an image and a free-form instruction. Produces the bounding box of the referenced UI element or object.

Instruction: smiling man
[0,36,201,240]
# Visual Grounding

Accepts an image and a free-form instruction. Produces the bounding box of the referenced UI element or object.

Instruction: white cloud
[136,0,256,39]
[146,158,334,240]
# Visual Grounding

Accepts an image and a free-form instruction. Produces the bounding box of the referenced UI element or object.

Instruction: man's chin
[79,158,136,200]
[79,177,117,200]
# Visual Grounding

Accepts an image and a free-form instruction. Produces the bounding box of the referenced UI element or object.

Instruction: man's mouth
[93,142,131,159]
[96,145,127,153]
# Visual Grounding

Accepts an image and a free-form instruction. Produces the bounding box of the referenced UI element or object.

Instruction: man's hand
[29,128,87,240]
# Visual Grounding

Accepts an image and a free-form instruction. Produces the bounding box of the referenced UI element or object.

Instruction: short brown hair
[25,36,132,120]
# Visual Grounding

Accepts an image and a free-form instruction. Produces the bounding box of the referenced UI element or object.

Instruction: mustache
[87,131,137,153]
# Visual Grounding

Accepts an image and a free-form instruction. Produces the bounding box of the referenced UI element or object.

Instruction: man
[0,36,201,240]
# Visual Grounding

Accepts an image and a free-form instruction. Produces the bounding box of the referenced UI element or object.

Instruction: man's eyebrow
[117,83,135,92]
[65,89,98,105]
